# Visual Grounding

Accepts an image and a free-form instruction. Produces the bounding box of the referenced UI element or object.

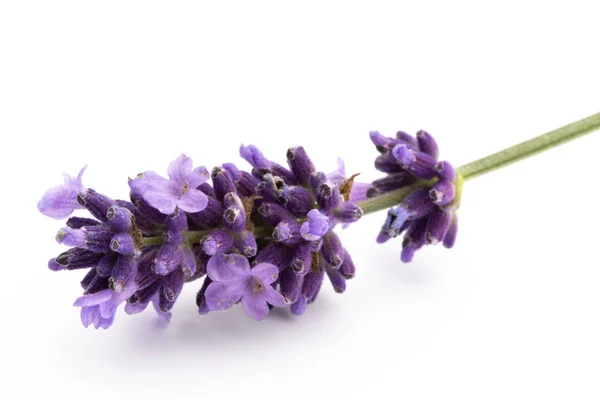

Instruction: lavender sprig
[38,111,600,329]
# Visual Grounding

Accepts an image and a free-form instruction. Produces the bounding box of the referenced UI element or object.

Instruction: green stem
[357,111,600,215]
[457,111,600,181]
[140,226,274,248]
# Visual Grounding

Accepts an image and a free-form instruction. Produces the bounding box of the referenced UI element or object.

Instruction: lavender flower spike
[129,154,210,214]
[38,166,86,219]
[204,253,287,320]
[367,129,460,261]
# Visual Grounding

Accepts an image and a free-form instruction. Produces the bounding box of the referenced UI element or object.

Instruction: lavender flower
[129,154,210,214]
[37,166,86,219]
[204,253,286,320]
[368,130,460,261]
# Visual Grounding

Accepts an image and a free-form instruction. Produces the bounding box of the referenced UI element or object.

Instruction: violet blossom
[204,253,286,320]
[129,154,210,214]
[37,166,86,219]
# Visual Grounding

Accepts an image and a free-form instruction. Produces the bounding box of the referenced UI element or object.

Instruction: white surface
[1,1,600,399]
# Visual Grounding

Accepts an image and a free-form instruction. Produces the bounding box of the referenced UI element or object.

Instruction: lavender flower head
[39,144,364,327]
[365,130,462,262]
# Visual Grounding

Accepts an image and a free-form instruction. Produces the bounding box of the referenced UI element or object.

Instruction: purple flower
[300,209,330,241]
[74,279,138,330]
[204,253,287,320]
[38,166,86,219]
[368,130,460,261]
[129,154,210,214]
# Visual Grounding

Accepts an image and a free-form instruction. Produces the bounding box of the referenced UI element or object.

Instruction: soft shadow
[108,296,336,364]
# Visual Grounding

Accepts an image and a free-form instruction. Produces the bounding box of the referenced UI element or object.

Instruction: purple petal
[124,301,149,315]
[349,182,372,203]
[73,289,113,307]
[326,157,346,185]
[177,189,208,213]
[128,171,167,195]
[99,301,117,320]
[37,167,86,219]
[144,190,178,215]
[55,227,85,247]
[239,144,270,169]
[369,130,388,146]
[48,258,64,271]
[188,166,210,189]
[205,280,247,311]
[241,295,269,320]
[151,293,172,323]
[167,154,193,186]
[262,284,287,307]
[300,209,330,241]
[207,253,251,282]
[97,314,115,330]
[80,306,96,327]
[249,263,279,285]
[291,296,307,316]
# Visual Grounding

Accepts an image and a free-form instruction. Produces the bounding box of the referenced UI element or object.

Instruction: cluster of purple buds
[366,130,461,262]
[38,145,363,328]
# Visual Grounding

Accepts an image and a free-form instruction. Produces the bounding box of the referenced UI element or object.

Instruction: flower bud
[301,268,324,300]
[435,161,456,182]
[106,206,134,232]
[290,295,307,316]
[316,181,341,211]
[425,209,453,245]
[188,196,224,230]
[181,247,198,277]
[325,266,346,293]
[66,217,100,229]
[429,180,455,207]
[48,258,64,271]
[56,227,85,247]
[166,208,187,233]
[321,232,344,268]
[273,219,302,246]
[339,249,356,279]
[254,242,291,271]
[200,229,233,256]
[81,225,114,253]
[163,268,185,302]
[76,189,115,222]
[96,253,117,277]
[110,232,138,256]
[286,146,316,185]
[291,243,313,275]
[416,130,439,159]
[153,242,184,275]
[280,267,303,303]
[55,247,104,270]
[258,202,295,226]
[211,166,236,201]
[109,256,137,292]
[234,230,258,258]
[392,144,438,180]
[279,186,313,216]
[333,202,363,223]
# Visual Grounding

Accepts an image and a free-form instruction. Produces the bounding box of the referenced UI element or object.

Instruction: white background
[1,1,600,399]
